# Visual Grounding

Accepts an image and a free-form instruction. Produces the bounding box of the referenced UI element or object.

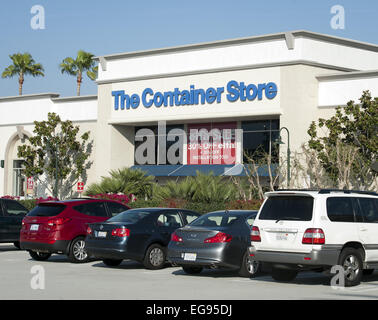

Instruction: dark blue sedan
[85,208,200,269]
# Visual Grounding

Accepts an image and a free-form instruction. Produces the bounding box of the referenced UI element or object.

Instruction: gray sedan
[167,210,260,277]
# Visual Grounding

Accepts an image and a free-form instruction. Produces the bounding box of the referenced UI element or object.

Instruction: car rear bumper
[167,242,239,269]
[20,240,70,254]
[248,245,341,269]
[85,238,135,260]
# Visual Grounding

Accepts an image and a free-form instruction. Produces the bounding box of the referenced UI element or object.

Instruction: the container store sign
[112,80,277,110]
[187,122,237,165]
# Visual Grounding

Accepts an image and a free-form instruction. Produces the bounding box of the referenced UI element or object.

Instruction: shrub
[19,199,37,211]
[90,193,133,206]
[128,198,162,209]
[36,196,59,204]
[184,201,228,214]
[1,195,20,200]
[154,172,238,203]
[86,168,155,199]
[225,199,263,211]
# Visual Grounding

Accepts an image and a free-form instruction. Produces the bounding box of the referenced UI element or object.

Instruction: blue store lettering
[112,80,278,110]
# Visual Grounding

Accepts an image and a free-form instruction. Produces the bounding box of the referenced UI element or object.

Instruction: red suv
[20,198,130,263]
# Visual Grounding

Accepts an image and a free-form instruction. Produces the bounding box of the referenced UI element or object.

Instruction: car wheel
[143,244,166,270]
[13,241,21,249]
[363,269,374,276]
[29,250,51,261]
[68,237,90,263]
[338,247,363,287]
[271,267,298,282]
[102,259,123,267]
[239,251,260,278]
[182,266,203,274]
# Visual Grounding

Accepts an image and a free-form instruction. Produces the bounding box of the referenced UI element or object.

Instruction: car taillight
[302,228,325,245]
[86,226,92,235]
[111,228,130,237]
[47,218,71,227]
[251,226,261,242]
[204,232,232,243]
[171,232,183,242]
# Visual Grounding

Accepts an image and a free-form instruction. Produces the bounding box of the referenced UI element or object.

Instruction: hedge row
[17,197,263,215]
[129,198,263,214]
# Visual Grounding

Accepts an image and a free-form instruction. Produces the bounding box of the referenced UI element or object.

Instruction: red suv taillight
[251,226,261,242]
[302,228,325,245]
[86,226,93,235]
[204,232,232,243]
[171,232,183,242]
[111,228,130,237]
[47,218,71,227]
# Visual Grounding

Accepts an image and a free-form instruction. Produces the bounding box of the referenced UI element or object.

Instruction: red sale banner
[187,122,237,165]
[27,177,34,194]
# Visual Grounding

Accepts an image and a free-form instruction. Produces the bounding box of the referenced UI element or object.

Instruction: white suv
[248,189,378,287]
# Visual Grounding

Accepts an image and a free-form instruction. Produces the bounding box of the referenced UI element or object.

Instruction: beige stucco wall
[94,84,135,180]
[279,65,344,153]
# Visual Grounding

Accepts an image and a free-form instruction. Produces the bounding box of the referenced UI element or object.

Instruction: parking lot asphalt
[1,243,378,300]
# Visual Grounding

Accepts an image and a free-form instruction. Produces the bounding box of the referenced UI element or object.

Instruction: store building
[1,30,377,197]
[0,94,97,197]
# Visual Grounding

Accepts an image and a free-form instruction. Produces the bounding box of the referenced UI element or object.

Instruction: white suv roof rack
[276,189,377,196]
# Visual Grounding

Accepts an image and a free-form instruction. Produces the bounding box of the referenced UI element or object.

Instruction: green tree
[307,91,378,189]
[1,52,44,95]
[85,168,155,199]
[59,50,98,96]
[17,112,93,199]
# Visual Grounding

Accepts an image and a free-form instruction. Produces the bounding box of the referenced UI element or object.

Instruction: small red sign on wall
[77,182,84,193]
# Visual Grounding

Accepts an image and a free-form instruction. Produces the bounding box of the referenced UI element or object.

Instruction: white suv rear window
[259,196,313,221]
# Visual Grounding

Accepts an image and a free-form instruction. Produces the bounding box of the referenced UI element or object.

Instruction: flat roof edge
[94,30,378,61]
[317,69,378,81]
[52,95,98,102]
[0,93,60,102]
[93,31,288,61]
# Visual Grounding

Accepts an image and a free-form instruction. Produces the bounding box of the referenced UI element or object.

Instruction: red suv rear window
[27,204,66,217]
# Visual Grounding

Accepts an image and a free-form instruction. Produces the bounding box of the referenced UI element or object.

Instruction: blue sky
[0,0,377,97]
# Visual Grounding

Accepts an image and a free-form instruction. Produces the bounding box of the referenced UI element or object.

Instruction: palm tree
[59,50,98,96]
[154,172,238,202]
[85,168,155,199]
[1,53,45,95]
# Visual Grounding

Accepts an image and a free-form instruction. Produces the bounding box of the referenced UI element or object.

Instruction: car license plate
[97,231,107,238]
[30,224,39,231]
[276,233,288,241]
[183,253,197,261]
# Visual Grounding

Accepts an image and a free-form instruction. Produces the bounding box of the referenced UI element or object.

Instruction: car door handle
[360,227,368,232]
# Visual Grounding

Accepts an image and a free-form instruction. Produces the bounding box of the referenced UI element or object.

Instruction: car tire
[271,267,298,282]
[338,247,364,287]
[182,266,203,274]
[143,244,166,270]
[102,259,123,267]
[29,250,51,261]
[68,237,90,263]
[239,251,260,278]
